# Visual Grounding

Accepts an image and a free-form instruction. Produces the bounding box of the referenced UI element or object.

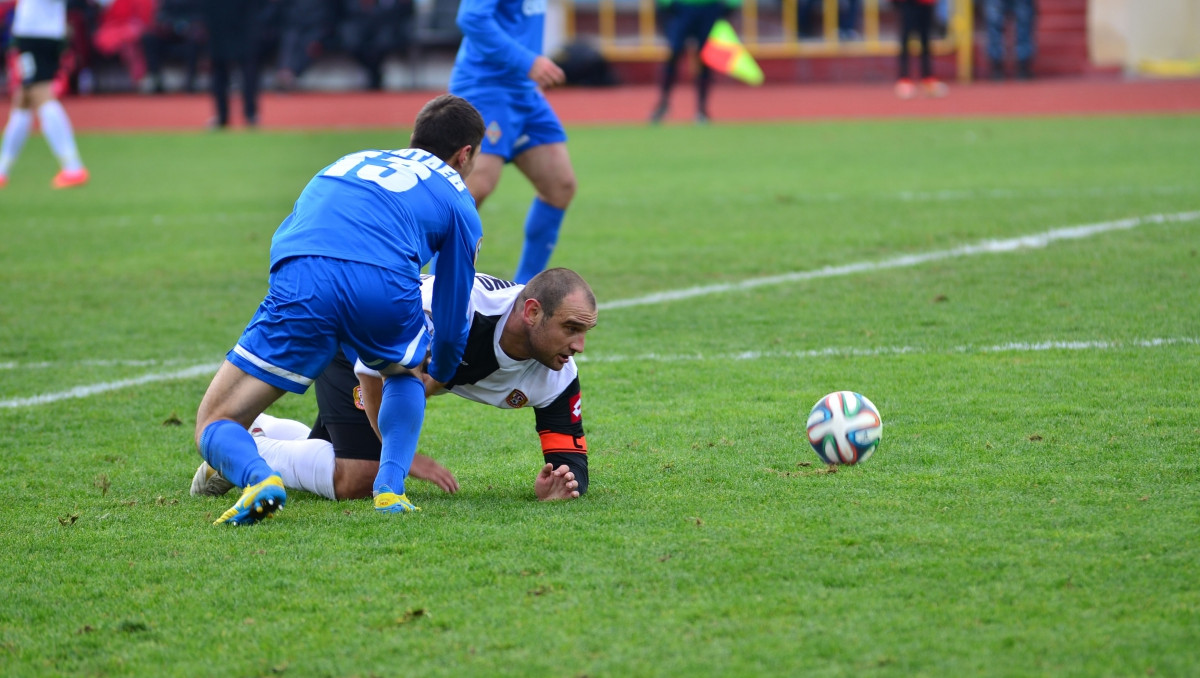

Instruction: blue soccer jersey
[449,0,546,92]
[267,148,482,383]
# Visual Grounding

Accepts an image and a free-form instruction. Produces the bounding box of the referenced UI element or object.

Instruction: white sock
[0,109,33,176]
[251,412,313,441]
[254,436,337,500]
[36,100,83,172]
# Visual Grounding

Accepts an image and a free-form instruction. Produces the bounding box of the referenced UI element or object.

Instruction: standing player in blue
[194,94,486,526]
[449,0,577,284]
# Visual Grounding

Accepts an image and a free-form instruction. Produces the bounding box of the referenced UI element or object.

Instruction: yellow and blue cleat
[373,486,421,514]
[214,475,286,526]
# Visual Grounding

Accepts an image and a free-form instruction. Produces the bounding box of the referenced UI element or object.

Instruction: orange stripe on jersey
[540,431,587,455]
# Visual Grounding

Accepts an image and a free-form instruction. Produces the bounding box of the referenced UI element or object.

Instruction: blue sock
[514,198,565,284]
[199,419,276,488]
[373,374,426,495]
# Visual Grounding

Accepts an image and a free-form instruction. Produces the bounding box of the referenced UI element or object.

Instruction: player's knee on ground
[333,458,378,500]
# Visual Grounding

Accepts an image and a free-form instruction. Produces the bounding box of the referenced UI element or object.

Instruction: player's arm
[456,0,539,80]
[427,207,481,384]
[533,377,588,498]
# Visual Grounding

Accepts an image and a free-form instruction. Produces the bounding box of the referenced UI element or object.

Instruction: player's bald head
[520,268,595,318]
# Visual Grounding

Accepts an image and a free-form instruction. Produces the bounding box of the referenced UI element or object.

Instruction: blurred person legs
[838,0,861,40]
[92,0,153,90]
[2,37,88,188]
[141,0,206,93]
[651,0,729,124]
[465,138,577,283]
[204,0,263,128]
[797,0,859,39]
[274,0,337,91]
[985,0,1036,80]
[338,0,413,91]
[895,0,944,98]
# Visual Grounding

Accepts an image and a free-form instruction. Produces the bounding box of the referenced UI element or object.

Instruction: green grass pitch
[1,114,1198,677]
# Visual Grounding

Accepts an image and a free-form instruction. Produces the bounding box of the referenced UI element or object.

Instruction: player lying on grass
[191,268,596,504]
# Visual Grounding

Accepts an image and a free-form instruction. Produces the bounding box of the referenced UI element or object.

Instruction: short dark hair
[520,268,595,318]
[410,94,485,164]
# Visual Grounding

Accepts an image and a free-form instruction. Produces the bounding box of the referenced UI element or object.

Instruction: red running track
[4,78,1200,131]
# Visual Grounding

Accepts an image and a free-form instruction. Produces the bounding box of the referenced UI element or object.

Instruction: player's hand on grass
[410,454,459,493]
[528,55,566,89]
[535,463,580,501]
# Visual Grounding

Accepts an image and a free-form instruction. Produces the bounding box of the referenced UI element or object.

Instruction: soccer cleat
[213,475,286,526]
[894,78,916,100]
[649,102,668,125]
[51,168,89,189]
[0,174,7,189]
[190,461,236,496]
[373,486,421,513]
[922,78,949,98]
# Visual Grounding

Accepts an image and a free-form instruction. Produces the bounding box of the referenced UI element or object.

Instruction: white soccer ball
[805,391,882,465]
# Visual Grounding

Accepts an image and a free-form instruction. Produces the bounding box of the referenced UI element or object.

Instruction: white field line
[0,364,221,409]
[600,211,1200,310]
[3,211,1198,409]
[574,337,1200,364]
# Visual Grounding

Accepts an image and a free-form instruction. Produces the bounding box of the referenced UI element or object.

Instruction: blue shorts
[228,256,430,394]
[452,86,567,162]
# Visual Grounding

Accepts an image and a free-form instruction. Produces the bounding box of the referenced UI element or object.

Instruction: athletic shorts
[228,256,430,394]
[8,37,64,86]
[451,85,567,162]
[309,350,381,461]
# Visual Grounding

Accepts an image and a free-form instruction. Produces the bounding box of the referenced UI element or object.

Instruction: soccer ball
[805,391,882,465]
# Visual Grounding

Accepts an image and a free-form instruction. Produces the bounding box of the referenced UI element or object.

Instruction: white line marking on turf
[599,211,1200,310]
[3,211,1197,408]
[0,364,220,409]
[0,358,202,370]
[575,337,1200,364]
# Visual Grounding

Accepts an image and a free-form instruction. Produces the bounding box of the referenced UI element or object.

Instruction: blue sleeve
[456,0,538,80]
[426,203,483,383]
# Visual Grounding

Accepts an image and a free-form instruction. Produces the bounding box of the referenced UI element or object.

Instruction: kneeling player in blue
[190,268,596,504]
[193,94,486,526]
[449,0,578,284]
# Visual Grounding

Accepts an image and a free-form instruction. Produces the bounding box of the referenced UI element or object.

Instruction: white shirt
[12,0,68,40]
[357,273,579,412]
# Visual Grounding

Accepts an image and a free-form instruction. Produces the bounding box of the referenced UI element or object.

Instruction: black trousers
[898,1,934,80]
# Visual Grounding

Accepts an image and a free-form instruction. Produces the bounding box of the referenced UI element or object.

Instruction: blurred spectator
[984,0,1035,79]
[204,0,262,127]
[140,0,204,93]
[91,0,152,89]
[338,0,412,91]
[1,0,90,188]
[894,0,945,98]
[798,0,862,40]
[274,0,336,90]
[2,1,15,46]
[651,0,741,124]
[64,0,100,93]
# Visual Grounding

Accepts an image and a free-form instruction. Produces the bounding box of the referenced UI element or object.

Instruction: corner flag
[700,19,764,86]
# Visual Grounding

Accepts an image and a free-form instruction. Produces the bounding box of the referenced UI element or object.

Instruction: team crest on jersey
[505,389,529,408]
[570,392,582,423]
[486,120,503,145]
[353,385,365,410]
